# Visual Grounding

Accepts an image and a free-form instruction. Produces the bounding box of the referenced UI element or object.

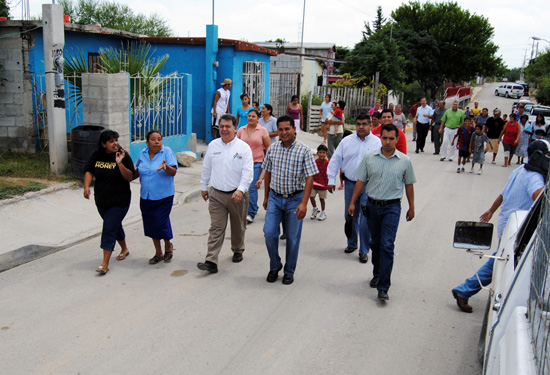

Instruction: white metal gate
[242,61,266,107]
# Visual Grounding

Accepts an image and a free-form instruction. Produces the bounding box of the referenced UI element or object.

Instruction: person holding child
[325,100,346,158]
[310,144,329,221]
[452,117,474,173]
[469,123,492,174]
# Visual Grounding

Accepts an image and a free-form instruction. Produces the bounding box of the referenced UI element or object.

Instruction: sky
[19,0,550,69]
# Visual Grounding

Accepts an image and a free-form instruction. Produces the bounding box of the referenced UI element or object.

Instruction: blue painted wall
[28,28,271,142]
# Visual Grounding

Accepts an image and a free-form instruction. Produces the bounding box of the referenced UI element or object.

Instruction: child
[452,117,474,173]
[310,144,329,221]
[502,114,508,122]
[464,106,471,119]
[469,123,492,174]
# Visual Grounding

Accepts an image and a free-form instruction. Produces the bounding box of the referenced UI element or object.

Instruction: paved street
[0,83,523,374]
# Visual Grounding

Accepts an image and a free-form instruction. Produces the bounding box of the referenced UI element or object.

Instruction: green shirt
[354,148,417,200]
[441,109,465,129]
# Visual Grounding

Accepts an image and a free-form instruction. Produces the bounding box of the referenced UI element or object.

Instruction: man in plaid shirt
[262,115,318,285]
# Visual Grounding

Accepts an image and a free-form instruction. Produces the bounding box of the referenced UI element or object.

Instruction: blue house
[0,20,274,155]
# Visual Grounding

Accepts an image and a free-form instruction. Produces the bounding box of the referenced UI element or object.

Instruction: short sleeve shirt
[259,116,278,144]
[84,150,135,208]
[416,105,434,124]
[136,145,178,200]
[320,101,332,121]
[237,125,269,162]
[441,109,465,129]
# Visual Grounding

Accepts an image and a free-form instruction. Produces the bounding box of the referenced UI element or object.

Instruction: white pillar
[43,4,67,175]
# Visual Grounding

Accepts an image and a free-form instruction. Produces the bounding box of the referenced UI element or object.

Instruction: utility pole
[297,0,306,101]
[43,4,67,175]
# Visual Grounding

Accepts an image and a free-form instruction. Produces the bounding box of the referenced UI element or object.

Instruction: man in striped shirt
[262,115,318,285]
[348,123,417,301]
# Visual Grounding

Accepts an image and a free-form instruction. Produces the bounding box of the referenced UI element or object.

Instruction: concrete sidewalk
[0,131,326,272]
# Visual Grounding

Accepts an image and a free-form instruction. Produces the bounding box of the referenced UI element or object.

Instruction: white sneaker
[318,211,327,221]
[246,215,253,224]
[469,167,474,173]
[310,207,320,219]
[478,168,482,175]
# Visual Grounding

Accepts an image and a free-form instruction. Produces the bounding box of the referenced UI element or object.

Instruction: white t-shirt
[212,87,230,116]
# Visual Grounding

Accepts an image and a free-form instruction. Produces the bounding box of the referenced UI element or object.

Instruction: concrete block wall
[82,73,130,151]
[0,31,35,153]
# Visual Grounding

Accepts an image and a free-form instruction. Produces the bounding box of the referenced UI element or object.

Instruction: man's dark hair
[98,129,119,150]
[475,124,483,130]
[317,144,328,152]
[381,108,394,118]
[381,124,399,138]
[338,100,346,111]
[277,114,295,128]
[220,113,237,127]
[356,113,370,121]
[372,112,382,119]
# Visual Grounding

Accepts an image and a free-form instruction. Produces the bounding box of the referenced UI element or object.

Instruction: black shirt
[485,117,505,139]
[84,149,135,208]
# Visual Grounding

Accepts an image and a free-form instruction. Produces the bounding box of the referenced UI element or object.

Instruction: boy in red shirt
[310,144,329,221]
[452,117,474,173]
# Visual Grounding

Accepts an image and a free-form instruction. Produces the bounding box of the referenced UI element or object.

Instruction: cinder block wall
[0,31,35,152]
[82,73,130,151]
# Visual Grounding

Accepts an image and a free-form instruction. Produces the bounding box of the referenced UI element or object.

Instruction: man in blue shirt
[451,140,548,312]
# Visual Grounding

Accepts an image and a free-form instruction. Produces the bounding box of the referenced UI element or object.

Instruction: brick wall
[81,73,130,151]
[0,30,34,152]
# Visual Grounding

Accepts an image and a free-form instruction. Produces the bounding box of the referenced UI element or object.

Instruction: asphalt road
[0,83,518,375]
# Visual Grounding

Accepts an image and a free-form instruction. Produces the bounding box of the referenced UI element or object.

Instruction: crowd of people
[83,82,548,305]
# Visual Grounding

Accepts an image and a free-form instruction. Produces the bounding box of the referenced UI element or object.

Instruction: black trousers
[416,122,430,151]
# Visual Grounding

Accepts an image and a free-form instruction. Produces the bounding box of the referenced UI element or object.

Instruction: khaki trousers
[206,187,248,264]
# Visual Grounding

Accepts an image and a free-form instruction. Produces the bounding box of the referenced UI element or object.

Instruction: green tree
[1,0,9,18]
[525,50,550,105]
[362,5,386,39]
[59,0,171,36]
[391,1,504,92]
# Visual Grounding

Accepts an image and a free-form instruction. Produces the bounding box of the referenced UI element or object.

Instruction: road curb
[0,182,74,208]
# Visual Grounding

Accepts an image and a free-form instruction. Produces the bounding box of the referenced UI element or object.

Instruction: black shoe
[282,274,294,285]
[433,152,439,155]
[421,149,424,152]
[378,290,389,300]
[232,252,243,263]
[280,233,287,240]
[415,149,419,154]
[344,246,357,253]
[266,265,283,283]
[197,261,218,273]
[369,276,379,288]
[359,253,368,263]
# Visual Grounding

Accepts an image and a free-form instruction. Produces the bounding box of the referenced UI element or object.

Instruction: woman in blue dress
[136,130,178,264]
[236,93,253,130]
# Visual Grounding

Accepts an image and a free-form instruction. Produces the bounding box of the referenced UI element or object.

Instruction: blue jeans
[452,251,496,299]
[344,180,370,254]
[366,201,401,291]
[248,162,263,219]
[96,205,129,251]
[263,190,304,275]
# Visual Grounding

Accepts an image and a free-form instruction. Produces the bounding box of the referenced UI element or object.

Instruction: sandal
[164,243,175,263]
[116,251,130,261]
[149,254,163,264]
[96,266,109,275]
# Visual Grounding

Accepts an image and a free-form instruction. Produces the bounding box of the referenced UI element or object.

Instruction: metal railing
[528,179,550,374]
[130,74,186,142]
[243,61,266,108]
[31,74,82,150]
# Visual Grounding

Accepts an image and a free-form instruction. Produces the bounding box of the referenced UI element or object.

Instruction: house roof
[254,42,336,51]
[141,37,277,56]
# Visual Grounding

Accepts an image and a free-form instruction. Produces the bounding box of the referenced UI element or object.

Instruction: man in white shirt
[327,113,382,263]
[211,78,232,139]
[198,114,253,273]
[414,97,434,153]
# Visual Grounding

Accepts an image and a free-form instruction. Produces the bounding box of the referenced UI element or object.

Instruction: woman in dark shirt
[83,130,135,275]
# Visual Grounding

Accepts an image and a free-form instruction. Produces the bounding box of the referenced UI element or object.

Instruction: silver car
[495,84,525,99]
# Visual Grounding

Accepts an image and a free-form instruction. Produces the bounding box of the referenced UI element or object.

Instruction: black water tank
[71,125,104,179]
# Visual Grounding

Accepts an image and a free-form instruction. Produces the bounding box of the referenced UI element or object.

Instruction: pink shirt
[237,125,269,162]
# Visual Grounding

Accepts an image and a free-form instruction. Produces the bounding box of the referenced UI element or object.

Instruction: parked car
[495,84,525,99]
[516,81,530,96]
[528,106,550,125]
[511,100,534,115]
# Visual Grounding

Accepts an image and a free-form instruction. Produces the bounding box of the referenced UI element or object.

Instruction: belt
[213,187,237,194]
[368,197,401,206]
[271,189,303,198]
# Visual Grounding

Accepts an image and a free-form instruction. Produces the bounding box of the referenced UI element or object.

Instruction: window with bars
[242,61,266,106]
